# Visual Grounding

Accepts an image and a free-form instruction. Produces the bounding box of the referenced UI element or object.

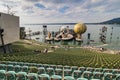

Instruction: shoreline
[81,45,120,54]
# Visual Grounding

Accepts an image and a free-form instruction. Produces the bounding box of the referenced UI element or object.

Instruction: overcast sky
[0,0,120,24]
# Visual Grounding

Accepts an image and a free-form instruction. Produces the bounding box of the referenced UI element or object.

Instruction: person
[66,26,70,34]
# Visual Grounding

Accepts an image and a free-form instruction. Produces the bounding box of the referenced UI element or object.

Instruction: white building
[0,12,19,53]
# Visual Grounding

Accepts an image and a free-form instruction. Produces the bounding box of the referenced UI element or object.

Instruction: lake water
[21,24,120,50]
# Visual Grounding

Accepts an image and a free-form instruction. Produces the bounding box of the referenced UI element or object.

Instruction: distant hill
[100,18,120,24]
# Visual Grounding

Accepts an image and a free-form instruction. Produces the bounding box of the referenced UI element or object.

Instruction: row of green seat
[1,69,120,80]
[0,61,120,80]
[0,62,120,74]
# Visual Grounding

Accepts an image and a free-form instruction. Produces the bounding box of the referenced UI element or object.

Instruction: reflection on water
[22,24,120,50]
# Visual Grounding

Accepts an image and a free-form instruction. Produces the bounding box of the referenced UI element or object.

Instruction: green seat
[116,74,120,80]
[79,67,86,72]
[22,66,29,73]
[27,73,38,80]
[24,63,30,66]
[83,71,93,80]
[37,64,43,67]
[39,74,50,80]
[64,69,72,76]
[56,65,63,69]
[50,65,56,70]
[46,68,54,76]
[37,67,46,75]
[43,64,49,70]
[17,62,24,66]
[94,68,103,72]
[5,71,16,80]
[51,75,62,80]
[6,64,14,71]
[14,65,21,73]
[93,72,103,80]
[71,66,78,72]
[86,67,94,72]
[0,64,6,70]
[0,70,6,80]
[113,69,120,74]
[11,62,18,66]
[103,69,113,73]
[73,70,82,79]
[104,73,116,80]
[29,63,37,67]
[16,72,27,80]
[64,76,75,80]
[55,68,62,76]
[77,78,88,80]
[64,65,71,69]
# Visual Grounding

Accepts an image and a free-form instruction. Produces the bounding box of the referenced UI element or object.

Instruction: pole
[0,28,6,53]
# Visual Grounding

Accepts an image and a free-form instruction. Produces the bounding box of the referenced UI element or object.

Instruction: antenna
[6,5,16,15]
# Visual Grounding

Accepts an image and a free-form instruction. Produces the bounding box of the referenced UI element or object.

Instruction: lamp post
[87,33,91,45]
[43,25,47,42]
[0,27,6,53]
[110,27,113,43]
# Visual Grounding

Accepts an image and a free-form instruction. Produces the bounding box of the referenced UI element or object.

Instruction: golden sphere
[74,23,87,34]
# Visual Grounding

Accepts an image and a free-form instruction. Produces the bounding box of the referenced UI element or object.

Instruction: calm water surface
[22,24,120,50]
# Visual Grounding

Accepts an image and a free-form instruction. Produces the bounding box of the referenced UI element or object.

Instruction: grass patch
[0,40,120,69]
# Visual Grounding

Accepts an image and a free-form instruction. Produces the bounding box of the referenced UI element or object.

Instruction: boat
[75,38,83,42]
[61,34,73,41]
[54,37,61,42]
[45,37,54,41]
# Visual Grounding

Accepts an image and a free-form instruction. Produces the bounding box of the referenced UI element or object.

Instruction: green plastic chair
[56,65,63,69]
[37,67,46,75]
[83,71,93,80]
[27,73,38,80]
[116,74,120,80]
[14,65,21,73]
[0,70,6,80]
[86,67,94,72]
[71,66,78,72]
[29,63,37,67]
[50,65,56,70]
[43,64,49,70]
[64,65,71,69]
[16,72,27,80]
[37,64,43,67]
[79,67,86,72]
[22,66,29,73]
[11,62,18,66]
[5,71,16,80]
[113,69,120,74]
[39,74,50,80]
[94,68,103,72]
[64,69,72,76]
[6,64,14,71]
[103,69,113,73]
[51,75,62,80]
[0,64,6,70]
[17,62,24,66]
[92,72,103,80]
[73,70,82,79]
[104,73,116,80]
[64,76,75,80]
[77,78,88,80]
[24,63,30,66]
[55,68,63,76]
[46,68,54,76]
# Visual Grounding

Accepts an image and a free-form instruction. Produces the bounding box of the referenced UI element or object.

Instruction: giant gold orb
[74,23,87,34]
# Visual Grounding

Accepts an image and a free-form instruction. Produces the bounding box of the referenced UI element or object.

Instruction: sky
[0,0,120,24]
